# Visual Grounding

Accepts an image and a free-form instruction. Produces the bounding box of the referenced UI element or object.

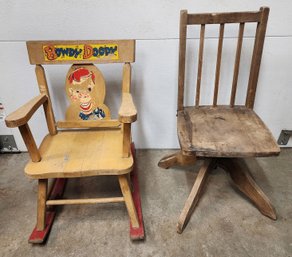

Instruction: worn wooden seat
[158,7,280,234]
[25,129,133,179]
[178,106,279,157]
[5,40,144,243]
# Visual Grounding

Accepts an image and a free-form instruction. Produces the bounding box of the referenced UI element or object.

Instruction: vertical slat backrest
[178,7,269,110]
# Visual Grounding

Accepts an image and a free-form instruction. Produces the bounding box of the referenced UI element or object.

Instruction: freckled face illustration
[67,68,96,115]
[65,65,110,121]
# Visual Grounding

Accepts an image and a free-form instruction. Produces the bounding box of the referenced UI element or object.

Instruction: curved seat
[25,129,133,179]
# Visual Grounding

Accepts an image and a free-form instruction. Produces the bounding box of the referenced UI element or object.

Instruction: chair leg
[126,173,133,191]
[36,179,48,231]
[158,151,196,169]
[177,159,215,234]
[218,158,277,220]
[29,178,66,243]
[118,174,140,228]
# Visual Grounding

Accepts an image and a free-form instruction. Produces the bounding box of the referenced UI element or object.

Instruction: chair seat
[177,106,280,158]
[25,129,133,179]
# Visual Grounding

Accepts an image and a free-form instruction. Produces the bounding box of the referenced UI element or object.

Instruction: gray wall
[0,0,291,150]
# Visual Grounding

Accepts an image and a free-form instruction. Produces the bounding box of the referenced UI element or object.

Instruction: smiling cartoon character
[65,65,110,120]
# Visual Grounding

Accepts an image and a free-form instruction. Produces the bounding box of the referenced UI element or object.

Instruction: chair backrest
[177,7,269,111]
[26,40,135,132]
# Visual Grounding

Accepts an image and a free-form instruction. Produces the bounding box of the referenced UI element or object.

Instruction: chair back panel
[65,64,111,121]
[178,7,269,111]
[27,40,135,64]
[27,40,135,130]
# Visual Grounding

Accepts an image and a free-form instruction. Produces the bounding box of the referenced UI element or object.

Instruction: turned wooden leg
[158,151,196,169]
[218,158,276,220]
[177,159,215,234]
[118,174,139,228]
[36,179,48,231]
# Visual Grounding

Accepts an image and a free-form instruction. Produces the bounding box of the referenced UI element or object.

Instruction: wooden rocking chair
[5,40,144,243]
[158,7,280,233]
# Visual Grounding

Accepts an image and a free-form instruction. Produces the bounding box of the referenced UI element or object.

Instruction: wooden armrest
[5,94,48,128]
[118,93,137,123]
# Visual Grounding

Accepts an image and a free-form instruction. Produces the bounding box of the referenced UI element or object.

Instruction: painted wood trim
[27,40,135,64]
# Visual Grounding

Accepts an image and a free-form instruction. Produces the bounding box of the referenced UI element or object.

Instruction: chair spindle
[195,24,205,106]
[213,23,225,106]
[230,23,245,107]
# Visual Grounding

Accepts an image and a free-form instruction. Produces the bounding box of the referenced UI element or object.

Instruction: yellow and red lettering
[43,45,57,61]
[83,44,93,59]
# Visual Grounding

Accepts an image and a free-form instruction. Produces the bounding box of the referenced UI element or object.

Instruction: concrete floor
[0,149,291,257]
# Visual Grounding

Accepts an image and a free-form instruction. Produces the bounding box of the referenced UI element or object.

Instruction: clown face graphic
[65,65,110,120]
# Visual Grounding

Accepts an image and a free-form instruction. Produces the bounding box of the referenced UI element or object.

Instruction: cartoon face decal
[65,64,110,121]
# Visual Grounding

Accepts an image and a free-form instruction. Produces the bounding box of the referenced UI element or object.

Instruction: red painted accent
[28,212,55,244]
[129,143,145,240]
[49,178,67,200]
[28,145,145,243]
[68,68,95,84]
[28,178,67,244]
[80,102,92,112]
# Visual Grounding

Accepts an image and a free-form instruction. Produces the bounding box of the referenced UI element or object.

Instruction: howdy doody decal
[43,44,119,61]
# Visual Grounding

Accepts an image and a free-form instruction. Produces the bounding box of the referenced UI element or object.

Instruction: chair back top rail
[187,11,261,25]
[27,40,135,65]
[178,7,269,111]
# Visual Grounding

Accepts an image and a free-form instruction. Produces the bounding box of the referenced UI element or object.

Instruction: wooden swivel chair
[158,7,280,233]
[5,40,144,243]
